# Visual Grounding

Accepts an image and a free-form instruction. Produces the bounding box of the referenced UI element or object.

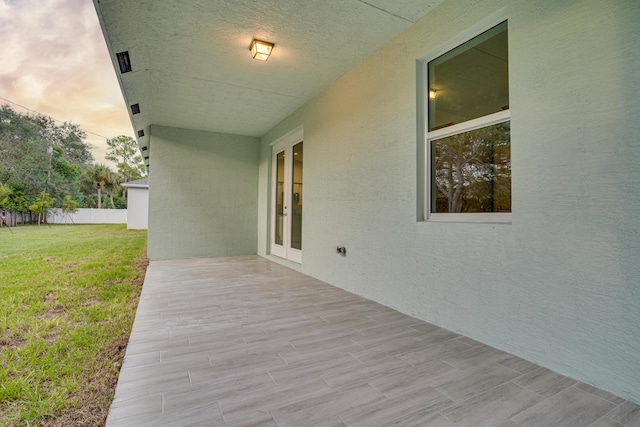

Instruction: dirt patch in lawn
[37,307,66,321]
[48,335,130,427]
[133,256,149,286]
[0,328,27,350]
[47,257,147,426]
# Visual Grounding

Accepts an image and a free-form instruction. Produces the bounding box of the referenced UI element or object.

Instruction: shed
[121,177,148,230]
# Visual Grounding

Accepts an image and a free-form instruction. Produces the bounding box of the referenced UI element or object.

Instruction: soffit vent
[141,146,148,151]
[137,130,145,137]
[116,51,132,74]
[131,104,140,115]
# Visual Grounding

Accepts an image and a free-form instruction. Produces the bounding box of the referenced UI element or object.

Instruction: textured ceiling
[94,0,445,160]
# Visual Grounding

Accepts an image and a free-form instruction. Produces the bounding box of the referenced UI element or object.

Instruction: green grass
[0,224,147,426]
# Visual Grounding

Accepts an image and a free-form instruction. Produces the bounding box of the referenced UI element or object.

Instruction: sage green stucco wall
[149,125,259,260]
[259,0,640,402]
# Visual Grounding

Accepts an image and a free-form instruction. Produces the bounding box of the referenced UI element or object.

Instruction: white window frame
[418,10,511,224]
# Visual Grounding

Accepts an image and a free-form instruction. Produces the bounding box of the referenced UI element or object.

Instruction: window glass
[431,121,511,213]
[428,21,509,131]
[275,150,285,245]
[290,142,303,250]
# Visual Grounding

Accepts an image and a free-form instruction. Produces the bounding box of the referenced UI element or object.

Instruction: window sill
[426,213,512,224]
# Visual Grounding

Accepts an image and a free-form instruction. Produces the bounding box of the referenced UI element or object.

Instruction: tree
[105,135,146,183]
[104,170,121,209]
[0,106,50,196]
[3,183,31,226]
[83,164,112,209]
[36,116,93,166]
[0,105,92,210]
[52,146,82,180]
[433,123,511,213]
[28,191,54,226]
[0,182,11,207]
[61,195,78,224]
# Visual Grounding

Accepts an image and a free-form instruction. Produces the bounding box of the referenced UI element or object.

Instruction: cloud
[0,0,133,166]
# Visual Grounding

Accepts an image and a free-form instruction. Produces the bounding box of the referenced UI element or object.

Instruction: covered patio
[106,257,638,426]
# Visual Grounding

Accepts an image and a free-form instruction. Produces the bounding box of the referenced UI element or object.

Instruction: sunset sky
[0,0,133,166]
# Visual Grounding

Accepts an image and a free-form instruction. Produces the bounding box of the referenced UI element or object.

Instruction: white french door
[270,132,303,263]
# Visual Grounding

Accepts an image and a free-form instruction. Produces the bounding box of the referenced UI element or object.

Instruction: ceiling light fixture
[250,39,274,61]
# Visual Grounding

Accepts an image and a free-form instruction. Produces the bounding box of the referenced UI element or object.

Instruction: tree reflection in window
[432,122,510,213]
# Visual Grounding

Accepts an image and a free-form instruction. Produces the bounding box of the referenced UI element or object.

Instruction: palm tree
[104,171,121,209]
[84,164,111,209]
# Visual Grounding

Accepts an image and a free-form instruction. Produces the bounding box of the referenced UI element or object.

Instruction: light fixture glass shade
[250,39,274,61]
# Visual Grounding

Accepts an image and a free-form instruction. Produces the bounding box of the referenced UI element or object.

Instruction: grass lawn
[0,224,147,426]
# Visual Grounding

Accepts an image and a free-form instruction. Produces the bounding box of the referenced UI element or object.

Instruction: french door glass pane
[275,151,285,246]
[431,121,511,213]
[290,142,303,250]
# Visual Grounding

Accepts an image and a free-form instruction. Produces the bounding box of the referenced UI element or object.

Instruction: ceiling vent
[137,130,145,137]
[116,51,132,74]
[131,104,140,115]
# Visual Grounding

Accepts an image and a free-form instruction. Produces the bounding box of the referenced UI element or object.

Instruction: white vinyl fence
[48,208,127,225]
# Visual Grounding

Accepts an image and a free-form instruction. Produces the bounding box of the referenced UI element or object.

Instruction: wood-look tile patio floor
[106,256,639,427]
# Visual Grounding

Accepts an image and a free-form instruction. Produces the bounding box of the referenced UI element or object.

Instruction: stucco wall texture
[148,125,259,260]
[258,0,640,403]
